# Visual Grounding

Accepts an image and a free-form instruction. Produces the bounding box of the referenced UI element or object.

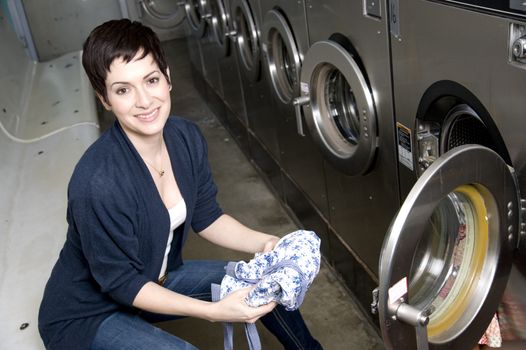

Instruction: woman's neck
[126,131,165,162]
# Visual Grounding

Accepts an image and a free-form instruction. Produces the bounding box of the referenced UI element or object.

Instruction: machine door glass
[376,145,518,349]
[209,0,230,57]
[298,40,377,176]
[231,0,260,81]
[261,9,301,104]
[184,0,207,38]
[139,0,186,28]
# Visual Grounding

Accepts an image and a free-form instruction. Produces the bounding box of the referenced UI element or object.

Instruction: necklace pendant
[159,170,165,177]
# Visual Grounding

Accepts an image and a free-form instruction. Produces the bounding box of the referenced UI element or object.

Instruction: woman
[38,19,322,350]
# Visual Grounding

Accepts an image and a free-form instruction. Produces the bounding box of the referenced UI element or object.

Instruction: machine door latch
[371,287,379,315]
[416,120,440,175]
[509,23,526,67]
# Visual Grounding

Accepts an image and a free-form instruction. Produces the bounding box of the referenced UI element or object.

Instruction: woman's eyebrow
[143,70,160,80]
[110,70,160,87]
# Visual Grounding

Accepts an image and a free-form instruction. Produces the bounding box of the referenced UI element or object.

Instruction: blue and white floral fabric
[220,230,321,310]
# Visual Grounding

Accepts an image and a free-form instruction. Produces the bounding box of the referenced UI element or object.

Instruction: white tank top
[159,199,187,279]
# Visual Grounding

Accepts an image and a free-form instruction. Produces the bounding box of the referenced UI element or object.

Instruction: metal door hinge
[389,0,401,40]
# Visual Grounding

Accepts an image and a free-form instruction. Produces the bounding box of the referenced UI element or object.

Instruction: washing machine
[230,0,283,196]
[295,0,401,306]
[188,0,228,122]
[207,0,249,149]
[182,0,207,93]
[121,0,186,41]
[258,1,330,254]
[374,1,526,348]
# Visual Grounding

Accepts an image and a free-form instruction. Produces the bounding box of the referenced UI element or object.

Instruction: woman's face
[101,52,171,141]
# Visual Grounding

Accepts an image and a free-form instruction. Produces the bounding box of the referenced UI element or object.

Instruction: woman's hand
[261,236,280,253]
[208,287,277,323]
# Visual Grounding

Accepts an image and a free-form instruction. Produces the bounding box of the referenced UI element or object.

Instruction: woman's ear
[167,67,172,91]
[96,93,112,111]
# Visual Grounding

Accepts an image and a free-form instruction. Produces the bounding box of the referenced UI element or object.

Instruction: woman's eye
[116,87,128,95]
[148,77,160,85]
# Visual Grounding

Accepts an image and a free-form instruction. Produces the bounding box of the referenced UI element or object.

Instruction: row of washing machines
[176,0,526,348]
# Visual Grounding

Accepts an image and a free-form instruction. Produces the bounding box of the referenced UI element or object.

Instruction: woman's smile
[135,107,160,122]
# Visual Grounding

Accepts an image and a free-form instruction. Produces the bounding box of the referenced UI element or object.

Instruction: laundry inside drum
[408,184,494,342]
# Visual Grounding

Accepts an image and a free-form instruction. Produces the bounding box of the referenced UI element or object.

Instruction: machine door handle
[225,30,237,38]
[292,96,309,137]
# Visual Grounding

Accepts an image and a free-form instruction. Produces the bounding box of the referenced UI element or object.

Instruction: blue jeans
[90,260,322,349]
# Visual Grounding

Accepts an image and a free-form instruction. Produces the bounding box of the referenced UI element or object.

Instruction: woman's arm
[197,214,280,254]
[132,281,276,323]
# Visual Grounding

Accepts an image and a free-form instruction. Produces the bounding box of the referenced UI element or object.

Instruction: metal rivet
[508,225,514,234]
[508,202,513,210]
[508,210,513,218]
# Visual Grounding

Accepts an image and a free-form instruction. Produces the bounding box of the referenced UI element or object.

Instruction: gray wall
[22,0,123,61]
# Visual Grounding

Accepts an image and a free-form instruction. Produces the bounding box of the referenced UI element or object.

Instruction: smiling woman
[37,19,322,350]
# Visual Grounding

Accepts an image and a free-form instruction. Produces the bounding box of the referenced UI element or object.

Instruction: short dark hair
[82,19,170,103]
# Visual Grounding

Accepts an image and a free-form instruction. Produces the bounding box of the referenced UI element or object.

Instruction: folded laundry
[211,230,321,350]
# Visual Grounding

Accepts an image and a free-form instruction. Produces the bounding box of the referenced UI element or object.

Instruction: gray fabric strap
[245,323,261,350]
[211,283,261,350]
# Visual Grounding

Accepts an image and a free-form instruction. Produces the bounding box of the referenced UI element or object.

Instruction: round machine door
[261,9,301,105]
[137,0,186,29]
[231,0,260,81]
[183,0,207,38]
[377,145,519,349]
[208,0,231,57]
[298,40,377,176]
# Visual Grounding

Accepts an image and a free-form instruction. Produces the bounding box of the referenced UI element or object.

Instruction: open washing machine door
[293,39,377,176]
[230,0,260,82]
[261,9,301,105]
[373,144,519,349]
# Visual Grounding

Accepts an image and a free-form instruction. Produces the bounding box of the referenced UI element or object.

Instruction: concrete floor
[148,38,385,349]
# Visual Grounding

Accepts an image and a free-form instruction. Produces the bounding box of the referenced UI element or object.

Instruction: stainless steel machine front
[376,0,526,348]
[230,0,282,194]
[183,0,207,77]
[208,0,247,124]
[122,0,186,41]
[299,0,400,277]
[259,1,330,238]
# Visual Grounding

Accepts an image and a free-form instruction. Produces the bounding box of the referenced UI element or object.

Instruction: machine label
[388,277,408,305]
[300,82,309,94]
[397,122,413,171]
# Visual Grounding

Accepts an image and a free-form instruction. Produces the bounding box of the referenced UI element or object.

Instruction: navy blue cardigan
[38,117,223,350]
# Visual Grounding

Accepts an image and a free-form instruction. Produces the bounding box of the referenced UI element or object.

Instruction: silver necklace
[143,141,165,177]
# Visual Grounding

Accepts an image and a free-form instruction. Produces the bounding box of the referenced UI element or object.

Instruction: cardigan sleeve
[188,123,223,233]
[71,176,150,307]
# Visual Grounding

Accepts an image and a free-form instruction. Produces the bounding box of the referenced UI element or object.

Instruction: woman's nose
[135,87,153,108]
